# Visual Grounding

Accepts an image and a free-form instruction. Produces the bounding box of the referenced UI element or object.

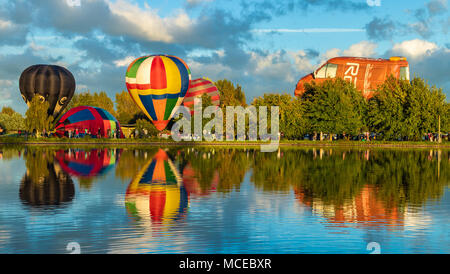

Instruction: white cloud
[249,51,297,82]
[0,19,12,30]
[187,59,233,80]
[287,50,315,73]
[114,56,136,67]
[391,39,438,59]
[29,42,45,52]
[317,41,378,67]
[253,28,365,33]
[0,80,13,87]
[106,0,193,43]
[342,41,378,57]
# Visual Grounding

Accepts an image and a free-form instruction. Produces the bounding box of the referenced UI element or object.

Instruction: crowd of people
[64,127,121,139]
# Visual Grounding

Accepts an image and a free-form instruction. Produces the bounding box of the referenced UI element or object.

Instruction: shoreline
[1,139,449,149]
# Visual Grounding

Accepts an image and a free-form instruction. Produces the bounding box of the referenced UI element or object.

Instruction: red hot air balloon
[183,78,220,115]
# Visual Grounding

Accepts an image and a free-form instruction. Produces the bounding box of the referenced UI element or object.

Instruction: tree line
[252,76,449,141]
[0,76,448,140]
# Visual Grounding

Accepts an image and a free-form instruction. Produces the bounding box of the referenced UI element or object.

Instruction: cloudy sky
[0,0,449,114]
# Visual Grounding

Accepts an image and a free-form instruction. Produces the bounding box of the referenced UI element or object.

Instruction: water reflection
[55,148,121,189]
[182,163,219,197]
[253,148,449,229]
[295,185,404,228]
[125,149,188,229]
[19,149,75,207]
[0,145,448,253]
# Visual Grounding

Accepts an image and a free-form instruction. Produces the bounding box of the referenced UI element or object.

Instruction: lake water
[0,146,448,254]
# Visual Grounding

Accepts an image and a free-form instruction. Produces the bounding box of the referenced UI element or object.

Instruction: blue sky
[0,0,449,114]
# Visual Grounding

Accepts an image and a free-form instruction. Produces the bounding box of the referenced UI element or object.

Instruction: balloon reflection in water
[55,148,121,178]
[20,152,75,207]
[125,149,188,228]
[182,163,218,196]
[295,185,404,228]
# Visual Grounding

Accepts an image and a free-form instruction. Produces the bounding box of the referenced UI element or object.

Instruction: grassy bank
[1,136,449,149]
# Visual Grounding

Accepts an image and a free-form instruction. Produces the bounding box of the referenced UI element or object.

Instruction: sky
[0,0,449,114]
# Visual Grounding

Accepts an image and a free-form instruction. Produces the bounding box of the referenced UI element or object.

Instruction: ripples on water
[0,146,448,254]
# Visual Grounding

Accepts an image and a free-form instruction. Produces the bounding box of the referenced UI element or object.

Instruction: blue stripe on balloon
[166,56,189,97]
[67,109,95,123]
[93,107,110,120]
[140,160,157,184]
[138,94,157,120]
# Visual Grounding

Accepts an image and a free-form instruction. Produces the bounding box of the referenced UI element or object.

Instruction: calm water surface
[0,146,448,254]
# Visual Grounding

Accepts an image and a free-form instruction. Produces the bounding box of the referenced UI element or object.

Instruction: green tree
[0,106,25,133]
[302,78,367,138]
[367,76,448,140]
[66,91,117,117]
[135,118,159,137]
[115,90,145,124]
[252,93,307,140]
[1,106,16,116]
[93,91,116,117]
[24,95,54,136]
[66,91,94,110]
[0,112,25,132]
[215,79,246,107]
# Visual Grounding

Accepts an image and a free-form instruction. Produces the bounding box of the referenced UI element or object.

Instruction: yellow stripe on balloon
[127,157,154,192]
[127,88,153,120]
[135,88,181,96]
[161,56,181,93]
[163,186,181,221]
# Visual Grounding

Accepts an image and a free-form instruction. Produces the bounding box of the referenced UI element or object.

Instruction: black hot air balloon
[19,65,76,118]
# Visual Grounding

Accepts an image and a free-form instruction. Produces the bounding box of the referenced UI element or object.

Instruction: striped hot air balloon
[183,78,220,115]
[125,149,188,228]
[54,106,124,138]
[125,55,191,131]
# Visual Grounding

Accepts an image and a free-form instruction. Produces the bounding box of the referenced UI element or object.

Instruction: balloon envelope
[19,64,76,118]
[183,78,220,115]
[125,55,191,131]
[54,106,124,138]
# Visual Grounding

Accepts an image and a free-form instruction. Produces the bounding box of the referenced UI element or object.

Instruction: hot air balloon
[183,78,220,115]
[54,106,124,138]
[125,55,191,131]
[125,149,188,228]
[19,64,76,118]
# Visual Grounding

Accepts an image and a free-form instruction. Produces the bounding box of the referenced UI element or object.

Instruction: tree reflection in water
[252,148,449,228]
[14,146,450,229]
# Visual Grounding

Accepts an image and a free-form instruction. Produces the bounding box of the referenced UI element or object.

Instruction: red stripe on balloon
[126,83,136,89]
[185,86,218,98]
[189,79,211,88]
[183,94,220,105]
[150,56,167,89]
[150,190,166,221]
